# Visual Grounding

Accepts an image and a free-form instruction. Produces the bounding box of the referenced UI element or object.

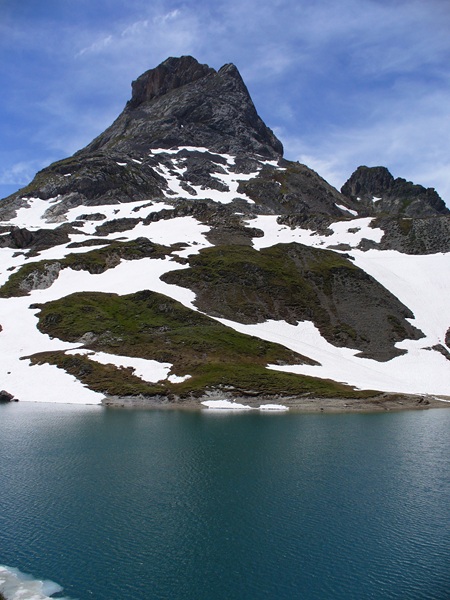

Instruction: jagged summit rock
[341,165,449,217]
[81,56,283,159]
[129,56,215,107]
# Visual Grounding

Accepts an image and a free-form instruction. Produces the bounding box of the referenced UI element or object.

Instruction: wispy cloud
[76,34,114,57]
[0,159,47,186]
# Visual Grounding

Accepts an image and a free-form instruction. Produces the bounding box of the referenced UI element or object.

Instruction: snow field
[151,147,286,205]
[213,318,450,396]
[1,156,448,401]
[0,256,198,403]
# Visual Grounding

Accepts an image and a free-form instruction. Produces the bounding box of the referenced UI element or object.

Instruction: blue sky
[1,0,450,204]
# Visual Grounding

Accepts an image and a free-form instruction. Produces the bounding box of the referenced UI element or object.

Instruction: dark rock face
[129,56,215,108]
[0,153,167,216]
[81,56,283,159]
[0,225,72,254]
[0,390,15,402]
[342,166,449,217]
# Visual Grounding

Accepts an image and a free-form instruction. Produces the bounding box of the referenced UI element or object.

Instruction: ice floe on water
[201,400,289,411]
[0,565,73,600]
[201,400,252,410]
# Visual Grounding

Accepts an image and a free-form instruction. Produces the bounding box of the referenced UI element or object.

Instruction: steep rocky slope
[0,56,449,406]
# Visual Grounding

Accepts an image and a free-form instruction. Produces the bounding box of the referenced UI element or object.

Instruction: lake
[1,403,449,599]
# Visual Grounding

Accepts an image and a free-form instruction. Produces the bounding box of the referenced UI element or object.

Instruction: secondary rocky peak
[341,166,394,198]
[129,56,214,108]
[342,165,449,217]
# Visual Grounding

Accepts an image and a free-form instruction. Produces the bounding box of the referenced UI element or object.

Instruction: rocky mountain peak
[82,56,283,158]
[341,165,449,217]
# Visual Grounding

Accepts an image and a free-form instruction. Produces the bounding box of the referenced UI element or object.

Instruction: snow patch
[168,374,191,383]
[336,203,358,216]
[66,350,173,383]
[249,216,384,250]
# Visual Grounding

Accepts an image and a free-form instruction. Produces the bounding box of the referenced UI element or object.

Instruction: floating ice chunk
[201,400,253,410]
[0,564,73,600]
[259,404,289,411]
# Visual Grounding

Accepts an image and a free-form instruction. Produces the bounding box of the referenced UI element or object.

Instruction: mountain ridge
[0,56,449,408]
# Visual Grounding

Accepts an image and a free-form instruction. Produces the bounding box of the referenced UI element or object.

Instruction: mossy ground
[162,242,361,336]
[161,242,421,360]
[32,289,375,400]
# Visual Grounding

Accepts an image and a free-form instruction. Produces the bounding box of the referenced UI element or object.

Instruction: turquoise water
[1,403,449,599]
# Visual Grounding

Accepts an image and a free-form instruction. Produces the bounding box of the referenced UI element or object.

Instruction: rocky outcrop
[366,215,450,254]
[238,159,360,217]
[341,166,449,217]
[0,390,16,402]
[0,225,73,254]
[18,262,62,293]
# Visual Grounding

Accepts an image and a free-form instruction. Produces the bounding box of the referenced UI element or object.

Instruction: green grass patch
[30,288,375,398]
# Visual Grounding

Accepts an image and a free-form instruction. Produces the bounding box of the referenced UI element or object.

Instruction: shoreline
[3,393,450,414]
[101,392,450,413]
